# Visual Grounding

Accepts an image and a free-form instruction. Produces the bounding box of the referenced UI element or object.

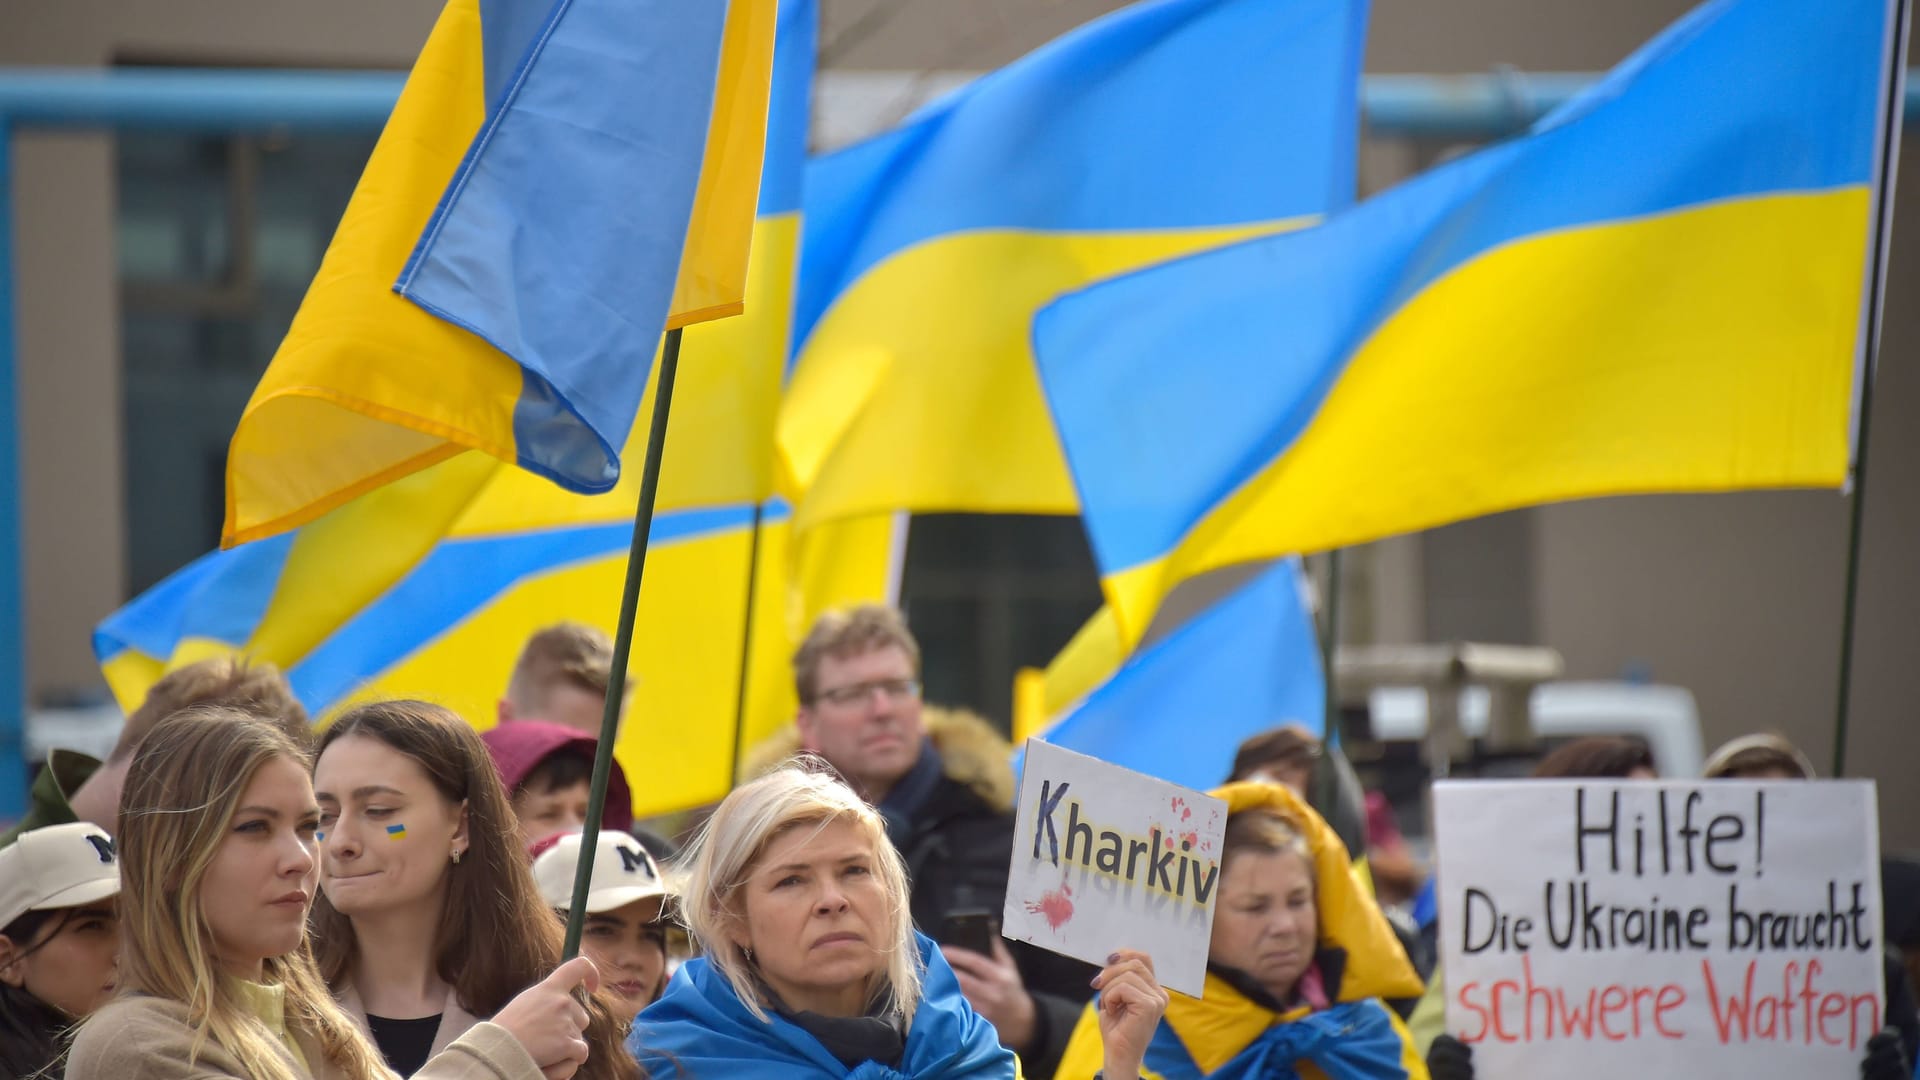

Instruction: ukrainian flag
[1036,0,1903,645]
[223,0,778,547]
[775,0,1368,536]
[97,0,882,818]
[1019,559,1324,792]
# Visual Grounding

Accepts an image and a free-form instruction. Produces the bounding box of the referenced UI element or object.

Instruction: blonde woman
[65,706,600,1080]
[632,762,1166,1079]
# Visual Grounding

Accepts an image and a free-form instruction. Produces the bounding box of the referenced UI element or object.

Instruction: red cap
[480,720,634,833]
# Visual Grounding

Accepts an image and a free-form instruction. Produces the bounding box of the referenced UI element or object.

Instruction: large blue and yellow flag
[224,0,777,547]
[1036,0,1904,644]
[776,0,1368,535]
[99,0,875,817]
[1019,559,1324,792]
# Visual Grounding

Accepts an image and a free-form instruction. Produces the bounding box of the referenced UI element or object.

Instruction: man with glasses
[788,605,1093,1078]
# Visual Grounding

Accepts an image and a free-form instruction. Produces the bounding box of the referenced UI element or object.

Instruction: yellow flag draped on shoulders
[224,0,774,547]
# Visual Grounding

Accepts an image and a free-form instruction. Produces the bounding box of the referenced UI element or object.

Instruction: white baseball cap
[0,822,122,929]
[530,831,669,915]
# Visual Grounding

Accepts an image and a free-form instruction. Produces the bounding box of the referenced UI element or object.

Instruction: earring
[451,847,463,865]
[742,946,754,962]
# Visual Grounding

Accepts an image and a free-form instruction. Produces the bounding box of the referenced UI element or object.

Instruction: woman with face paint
[64,705,603,1080]
[0,822,121,1078]
[309,700,640,1080]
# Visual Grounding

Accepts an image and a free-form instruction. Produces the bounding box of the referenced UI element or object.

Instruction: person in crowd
[1055,780,1428,1079]
[1410,736,1663,1061]
[531,830,673,1019]
[65,705,601,1080]
[1698,732,1920,1071]
[743,605,1095,1076]
[0,821,121,1078]
[310,700,640,1079]
[1701,731,1818,779]
[3,655,308,846]
[481,719,638,853]
[1529,735,1657,780]
[1228,725,1426,910]
[499,622,620,735]
[632,763,1168,1079]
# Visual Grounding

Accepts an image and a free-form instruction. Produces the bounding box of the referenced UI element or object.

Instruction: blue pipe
[0,66,1913,137]
[0,119,22,820]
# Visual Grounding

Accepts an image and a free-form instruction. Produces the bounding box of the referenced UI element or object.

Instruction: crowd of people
[0,605,1912,1079]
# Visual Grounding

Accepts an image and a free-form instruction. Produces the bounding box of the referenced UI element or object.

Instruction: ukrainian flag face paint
[386,824,408,841]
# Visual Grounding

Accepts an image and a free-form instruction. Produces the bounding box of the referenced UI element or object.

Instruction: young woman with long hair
[310,700,640,1079]
[64,705,600,1080]
[0,822,121,1078]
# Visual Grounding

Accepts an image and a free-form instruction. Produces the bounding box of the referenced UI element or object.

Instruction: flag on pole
[103,0,856,819]
[224,0,777,547]
[1019,559,1324,792]
[776,0,1368,537]
[1036,0,1904,645]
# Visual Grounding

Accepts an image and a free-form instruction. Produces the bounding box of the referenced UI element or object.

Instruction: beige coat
[64,993,540,1080]
[334,979,484,1064]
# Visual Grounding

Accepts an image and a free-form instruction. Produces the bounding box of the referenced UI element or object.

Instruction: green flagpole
[563,327,684,961]
[729,500,767,787]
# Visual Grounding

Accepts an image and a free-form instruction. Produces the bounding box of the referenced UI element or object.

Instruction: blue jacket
[631,932,1018,1079]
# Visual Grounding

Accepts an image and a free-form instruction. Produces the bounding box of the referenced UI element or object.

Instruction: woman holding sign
[1054,781,1429,1080]
[631,762,1167,1078]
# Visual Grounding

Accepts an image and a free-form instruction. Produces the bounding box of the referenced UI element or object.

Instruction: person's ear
[795,709,820,752]
[450,799,471,853]
[497,699,516,727]
[0,934,26,989]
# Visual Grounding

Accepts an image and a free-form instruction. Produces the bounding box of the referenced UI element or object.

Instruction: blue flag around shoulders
[1025,558,1324,792]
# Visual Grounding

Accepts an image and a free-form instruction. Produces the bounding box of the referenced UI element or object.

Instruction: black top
[366,1013,441,1077]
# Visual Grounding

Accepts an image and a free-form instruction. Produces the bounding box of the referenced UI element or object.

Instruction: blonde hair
[681,761,922,1023]
[792,606,921,705]
[105,706,387,1080]
[506,622,614,711]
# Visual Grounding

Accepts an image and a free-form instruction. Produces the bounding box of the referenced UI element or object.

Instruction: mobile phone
[940,910,1002,956]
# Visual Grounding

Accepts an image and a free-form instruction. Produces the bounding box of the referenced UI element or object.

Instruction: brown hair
[1227,725,1322,783]
[111,657,308,764]
[505,623,613,712]
[792,606,921,705]
[1532,736,1656,779]
[109,707,386,1080]
[1221,808,1314,877]
[309,701,639,1080]
[1701,733,1816,780]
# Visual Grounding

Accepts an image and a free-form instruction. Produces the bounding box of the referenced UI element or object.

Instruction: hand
[1426,1034,1474,1080]
[1862,1027,1910,1080]
[1094,949,1167,1080]
[942,938,1038,1051]
[491,955,598,1080]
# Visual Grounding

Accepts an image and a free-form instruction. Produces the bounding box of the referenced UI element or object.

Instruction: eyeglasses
[814,678,922,708]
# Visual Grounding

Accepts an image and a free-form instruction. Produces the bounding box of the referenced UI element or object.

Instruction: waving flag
[103,0,858,818]
[776,0,1368,536]
[1037,0,1905,644]
[225,0,777,547]
[1021,559,1324,792]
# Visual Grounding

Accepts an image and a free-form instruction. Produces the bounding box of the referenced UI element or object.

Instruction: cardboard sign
[1434,780,1883,1079]
[1004,740,1228,996]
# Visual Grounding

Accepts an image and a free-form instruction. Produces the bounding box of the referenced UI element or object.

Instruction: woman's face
[731,817,890,1017]
[580,897,668,1018]
[0,900,120,1017]
[1209,848,1318,1000]
[200,755,321,979]
[314,735,468,920]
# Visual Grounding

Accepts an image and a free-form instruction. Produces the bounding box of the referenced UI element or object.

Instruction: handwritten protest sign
[1005,740,1227,996]
[1434,780,1882,1079]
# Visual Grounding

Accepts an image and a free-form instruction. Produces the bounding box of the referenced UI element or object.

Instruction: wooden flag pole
[1831,0,1910,778]
[563,327,685,960]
